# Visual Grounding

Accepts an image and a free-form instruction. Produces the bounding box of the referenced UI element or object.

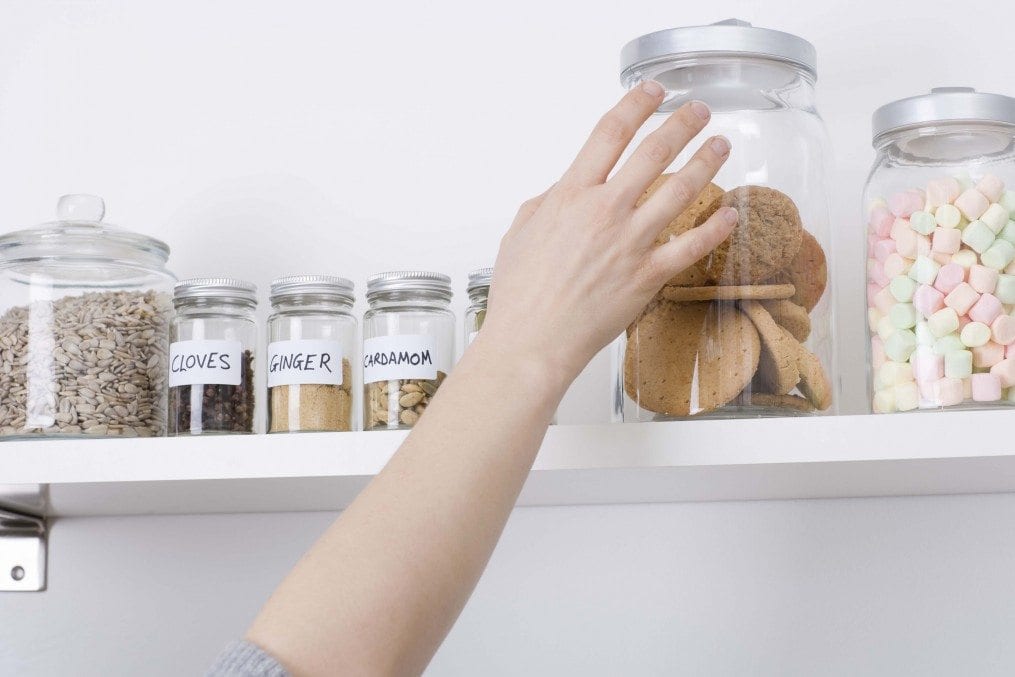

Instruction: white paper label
[169,339,242,387]
[363,334,438,384]
[267,339,343,387]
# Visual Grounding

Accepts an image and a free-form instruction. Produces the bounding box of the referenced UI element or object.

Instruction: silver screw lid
[173,277,257,305]
[270,274,354,304]
[620,19,817,83]
[466,267,494,292]
[872,87,1015,144]
[366,270,452,302]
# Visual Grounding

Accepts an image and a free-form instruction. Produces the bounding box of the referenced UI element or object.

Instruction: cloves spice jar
[267,275,357,433]
[168,278,257,435]
[362,271,454,430]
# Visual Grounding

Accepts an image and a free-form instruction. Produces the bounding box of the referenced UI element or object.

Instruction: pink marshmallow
[971,373,1003,401]
[867,282,883,306]
[867,232,880,253]
[992,358,1015,387]
[912,284,945,318]
[916,233,932,256]
[972,341,1005,369]
[889,190,925,218]
[869,206,895,237]
[932,252,953,266]
[926,177,961,207]
[872,336,887,370]
[958,315,972,330]
[954,188,990,220]
[968,265,999,294]
[884,253,911,278]
[976,174,1005,203]
[932,227,962,254]
[944,282,980,316]
[890,217,910,240]
[932,377,965,407]
[969,293,1003,325]
[873,238,897,262]
[894,228,918,258]
[868,259,890,288]
[933,263,967,294]
[1008,343,1015,359]
[874,287,896,315]
[992,315,1015,345]
[913,352,944,383]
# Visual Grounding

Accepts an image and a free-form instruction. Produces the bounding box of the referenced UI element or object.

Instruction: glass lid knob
[56,194,105,222]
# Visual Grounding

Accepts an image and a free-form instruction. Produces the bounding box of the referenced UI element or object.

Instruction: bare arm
[245,81,736,676]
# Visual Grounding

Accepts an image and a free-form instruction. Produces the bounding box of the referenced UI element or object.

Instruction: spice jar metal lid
[466,267,494,292]
[619,19,817,83]
[366,270,452,302]
[872,87,1015,144]
[0,194,170,264]
[270,274,355,304]
[173,277,258,306]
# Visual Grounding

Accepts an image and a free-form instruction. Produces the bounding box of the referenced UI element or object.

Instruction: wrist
[465,328,574,406]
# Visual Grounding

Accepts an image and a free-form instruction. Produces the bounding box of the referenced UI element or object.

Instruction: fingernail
[710,135,731,157]
[689,100,710,120]
[721,207,739,226]
[641,80,664,97]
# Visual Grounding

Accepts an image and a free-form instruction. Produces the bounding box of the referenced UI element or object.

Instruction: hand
[481,80,738,386]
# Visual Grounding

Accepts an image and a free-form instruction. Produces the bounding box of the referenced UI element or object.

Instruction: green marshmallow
[890,303,919,329]
[933,334,965,355]
[889,275,917,302]
[982,239,1015,270]
[908,256,940,285]
[961,220,997,254]
[996,274,1015,304]
[944,349,973,378]
[910,210,937,235]
[885,329,918,363]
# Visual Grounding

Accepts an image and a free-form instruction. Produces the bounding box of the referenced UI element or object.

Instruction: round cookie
[768,230,827,312]
[637,175,724,287]
[796,346,832,410]
[660,284,795,303]
[624,300,760,416]
[739,300,800,394]
[738,391,815,413]
[760,298,811,342]
[694,185,804,284]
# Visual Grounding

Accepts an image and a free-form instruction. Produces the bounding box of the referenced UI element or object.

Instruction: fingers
[561,81,665,187]
[645,207,738,288]
[631,135,731,245]
[511,184,554,228]
[609,100,712,203]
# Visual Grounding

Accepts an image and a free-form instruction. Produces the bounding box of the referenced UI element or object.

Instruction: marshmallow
[908,255,940,285]
[933,263,967,294]
[890,217,910,241]
[874,287,897,315]
[877,361,914,388]
[955,172,974,191]
[874,238,897,261]
[909,210,937,235]
[944,349,973,378]
[992,315,1015,345]
[885,329,918,362]
[933,334,965,355]
[982,240,1015,270]
[926,177,961,208]
[869,205,895,237]
[968,265,999,294]
[890,190,926,218]
[868,282,883,306]
[911,351,944,383]
[971,373,1003,401]
[999,221,1015,244]
[915,320,935,346]
[951,250,978,268]
[868,307,883,332]
[889,275,917,302]
[868,258,890,288]
[961,321,992,347]
[944,282,980,315]
[1000,191,1015,214]
[961,220,996,254]
[969,293,1003,325]
[928,307,961,337]
[935,204,962,229]
[991,358,1015,388]
[873,388,896,413]
[872,336,887,370]
[932,251,953,266]
[955,188,990,220]
[931,227,962,254]
[995,274,1015,304]
[890,302,919,329]
[981,203,1010,233]
[912,284,945,318]
[893,382,920,411]
[976,174,1005,203]
[884,253,912,278]
[895,228,918,258]
[932,377,965,407]
[877,315,897,340]
[972,341,1005,369]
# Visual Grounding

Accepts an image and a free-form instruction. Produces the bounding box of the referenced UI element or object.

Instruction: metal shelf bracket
[0,507,46,591]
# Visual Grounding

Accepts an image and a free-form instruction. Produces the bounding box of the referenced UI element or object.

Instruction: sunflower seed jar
[0,194,175,439]
[267,275,357,433]
[363,271,454,430]
[168,278,257,435]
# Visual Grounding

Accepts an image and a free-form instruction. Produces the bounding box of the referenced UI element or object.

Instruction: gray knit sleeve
[206,641,289,677]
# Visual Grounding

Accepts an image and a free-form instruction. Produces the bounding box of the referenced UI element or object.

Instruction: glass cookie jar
[615,20,836,421]
[864,87,1015,413]
[362,271,454,430]
[0,194,175,439]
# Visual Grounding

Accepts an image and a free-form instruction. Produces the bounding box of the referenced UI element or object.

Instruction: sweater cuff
[206,640,289,677]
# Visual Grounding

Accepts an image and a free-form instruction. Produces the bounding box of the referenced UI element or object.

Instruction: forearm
[246,331,568,676]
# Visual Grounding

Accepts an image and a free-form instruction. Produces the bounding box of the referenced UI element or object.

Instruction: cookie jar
[864,88,1015,413]
[615,19,836,421]
[168,278,258,435]
[267,275,358,433]
[362,271,454,430]
[0,194,175,439]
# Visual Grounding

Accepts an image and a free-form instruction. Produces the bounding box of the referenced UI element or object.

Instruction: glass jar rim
[366,270,452,303]
[466,267,493,293]
[174,277,257,308]
[270,274,355,304]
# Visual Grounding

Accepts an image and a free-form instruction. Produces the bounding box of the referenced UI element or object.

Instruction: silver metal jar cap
[366,270,452,301]
[270,274,354,303]
[466,267,494,292]
[872,87,1015,144]
[620,19,817,82]
[173,277,257,305]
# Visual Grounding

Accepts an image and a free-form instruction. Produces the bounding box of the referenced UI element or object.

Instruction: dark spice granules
[168,349,255,434]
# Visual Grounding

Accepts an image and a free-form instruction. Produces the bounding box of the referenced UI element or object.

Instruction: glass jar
[864,87,1015,413]
[464,267,492,347]
[0,194,175,439]
[615,19,836,421]
[362,271,454,430]
[168,278,257,435]
[267,275,357,433]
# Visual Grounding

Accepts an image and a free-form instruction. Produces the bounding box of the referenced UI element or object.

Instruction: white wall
[1,0,1014,675]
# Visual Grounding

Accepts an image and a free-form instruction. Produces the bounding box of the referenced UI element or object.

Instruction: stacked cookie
[624,179,832,417]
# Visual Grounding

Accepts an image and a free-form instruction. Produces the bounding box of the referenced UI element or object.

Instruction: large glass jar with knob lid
[0,194,175,439]
[267,274,358,433]
[362,271,455,430]
[168,278,258,435]
[864,87,1015,413]
[615,19,836,421]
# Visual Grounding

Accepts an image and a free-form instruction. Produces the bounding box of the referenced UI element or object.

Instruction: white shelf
[3,410,1015,517]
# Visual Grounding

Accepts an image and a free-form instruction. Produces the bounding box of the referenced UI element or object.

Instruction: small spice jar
[363,271,454,430]
[464,267,492,347]
[168,278,257,435]
[267,275,357,433]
